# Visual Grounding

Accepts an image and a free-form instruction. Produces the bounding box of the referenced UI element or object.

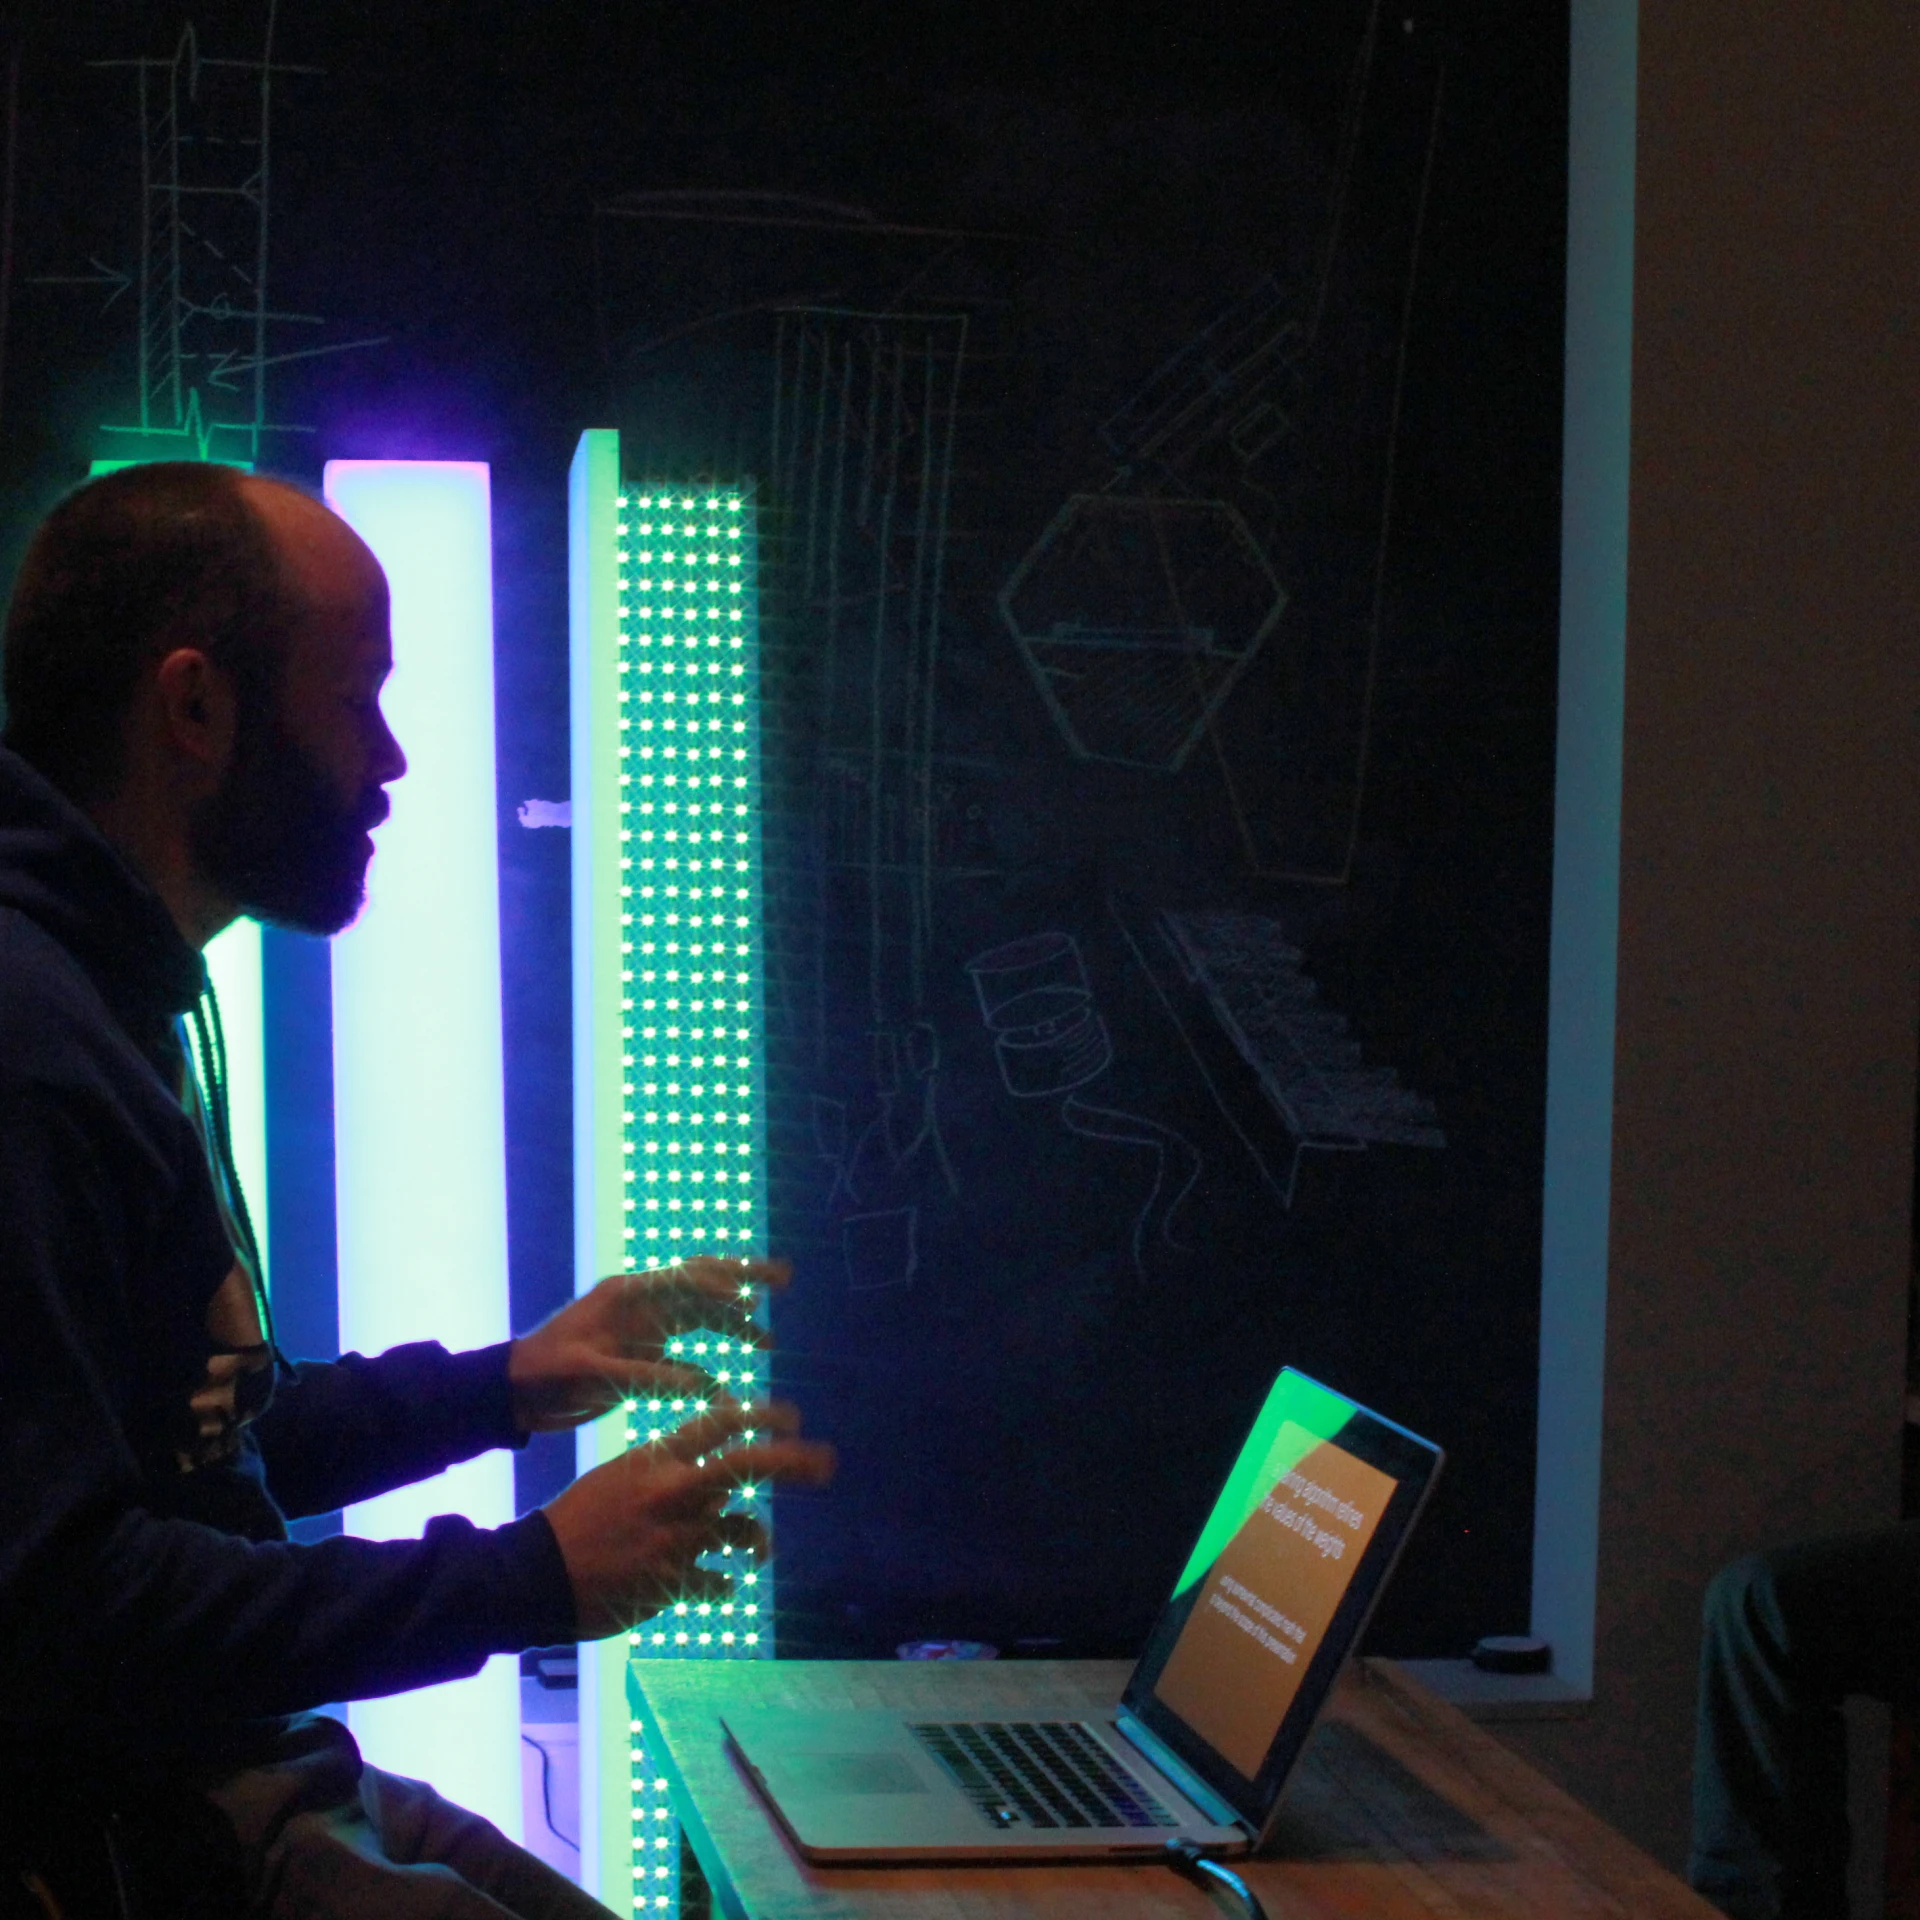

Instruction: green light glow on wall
[88,456,253,475]
[570,434,768,1913]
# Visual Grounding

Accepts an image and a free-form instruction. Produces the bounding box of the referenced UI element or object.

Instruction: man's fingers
[669,1566,737,1606]
[610,1254,788,1300]
[589,1355,716,1400]
[677,1254,792,1297]
[612,1561,734,1621]
[548,1394,827,1635]
[665,1436,836,1512]
[606,1256,786,1349]
[704,1510,770,1562]
[646,1398,800,1465]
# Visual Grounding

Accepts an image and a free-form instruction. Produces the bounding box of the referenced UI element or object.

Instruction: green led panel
[616,484,765,1280]
[570,434,769,1913]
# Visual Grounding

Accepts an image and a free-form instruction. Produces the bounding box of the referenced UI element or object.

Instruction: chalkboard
[0,0,1568,1666]
[585,8,1568,1659]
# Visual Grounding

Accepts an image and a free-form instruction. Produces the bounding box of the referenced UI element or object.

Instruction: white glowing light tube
[202,917,268,1279]
[324,460,521,1841]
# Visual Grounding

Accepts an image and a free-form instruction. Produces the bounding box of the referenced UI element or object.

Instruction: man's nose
[375,713,407,785]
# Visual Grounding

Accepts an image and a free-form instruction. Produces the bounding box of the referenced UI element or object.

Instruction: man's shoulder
[0,903,156,1100]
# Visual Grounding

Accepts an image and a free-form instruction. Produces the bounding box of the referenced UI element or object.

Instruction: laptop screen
[1121,1368,1442,1830]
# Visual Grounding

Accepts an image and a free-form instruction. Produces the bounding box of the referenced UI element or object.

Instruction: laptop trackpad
[777,1752,931,1796]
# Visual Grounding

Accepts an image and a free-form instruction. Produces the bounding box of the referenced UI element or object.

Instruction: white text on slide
[1260,1493,1350,1559]
[1206,1590,1299,1665]
[1274,1469,1365,1532]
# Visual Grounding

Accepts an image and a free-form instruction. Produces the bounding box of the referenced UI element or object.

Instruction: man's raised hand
[540,1400,834,1639]
[508,1255,788,1435]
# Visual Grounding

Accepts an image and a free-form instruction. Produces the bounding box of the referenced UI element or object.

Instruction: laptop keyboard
[907,1721,1179,1831]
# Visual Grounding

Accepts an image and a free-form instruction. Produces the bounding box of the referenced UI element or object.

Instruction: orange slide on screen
[1154,1426,1399,1778]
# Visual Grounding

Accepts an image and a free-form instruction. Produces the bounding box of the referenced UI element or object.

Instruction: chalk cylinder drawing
[966,932,1113,1097]
[965,929,1201,1274]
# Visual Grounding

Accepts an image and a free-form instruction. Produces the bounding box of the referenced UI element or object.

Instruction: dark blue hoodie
[0,745,575,1762]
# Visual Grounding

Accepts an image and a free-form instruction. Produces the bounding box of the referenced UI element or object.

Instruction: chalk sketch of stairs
[1160,910,1443,1200]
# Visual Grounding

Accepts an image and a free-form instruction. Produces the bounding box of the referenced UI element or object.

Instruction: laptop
[725,1366,1443,1862]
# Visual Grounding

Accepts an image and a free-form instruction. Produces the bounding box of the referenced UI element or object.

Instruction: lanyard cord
[184,974,291,1379]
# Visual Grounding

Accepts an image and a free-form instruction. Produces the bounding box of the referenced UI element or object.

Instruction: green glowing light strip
[618,480,769,1920]
[570,435,770,1912]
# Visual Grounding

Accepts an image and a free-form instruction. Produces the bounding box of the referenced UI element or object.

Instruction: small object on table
[1471,1634,1553,1675]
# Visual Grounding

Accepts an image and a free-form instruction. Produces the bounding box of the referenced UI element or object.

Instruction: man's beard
[191,705,388,937]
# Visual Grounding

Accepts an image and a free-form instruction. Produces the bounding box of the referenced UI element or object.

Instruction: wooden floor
[632,1657,1723,1920]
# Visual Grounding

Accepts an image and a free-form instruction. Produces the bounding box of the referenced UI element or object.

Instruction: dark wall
[0,1,1567,1660]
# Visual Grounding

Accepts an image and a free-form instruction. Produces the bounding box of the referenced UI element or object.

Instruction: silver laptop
[725,1367,1443,1862]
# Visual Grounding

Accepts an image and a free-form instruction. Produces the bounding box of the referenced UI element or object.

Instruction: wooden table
[629,1658,1719,1920]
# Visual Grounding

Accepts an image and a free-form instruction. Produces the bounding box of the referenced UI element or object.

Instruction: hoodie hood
[0,745,206,1054]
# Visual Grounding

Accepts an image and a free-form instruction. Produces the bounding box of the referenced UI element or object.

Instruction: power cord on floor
[1163,1839,1269,1920]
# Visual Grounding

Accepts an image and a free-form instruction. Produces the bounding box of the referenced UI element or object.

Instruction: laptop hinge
[1113,1710,1250,1837]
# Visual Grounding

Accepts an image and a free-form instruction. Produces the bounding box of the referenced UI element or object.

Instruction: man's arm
[255,1255,787,1517]
[253,1342,526,1520]
[0,1084,566,1719]
[12,1504,575,1723]
[0,1085,828,1723]
[13,1402,827,1724]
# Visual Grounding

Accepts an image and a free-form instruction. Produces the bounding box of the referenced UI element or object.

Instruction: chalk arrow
[28,257,133,311]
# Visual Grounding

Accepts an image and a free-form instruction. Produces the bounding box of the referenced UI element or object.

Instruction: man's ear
[151,647,239,780]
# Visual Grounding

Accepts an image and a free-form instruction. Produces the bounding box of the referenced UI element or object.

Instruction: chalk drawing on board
[987,1,1447,893]
[965,932,1200,1278]
[1094,0,1392,493]
[843,1024,960,1204]
[37,8,385,465]
[1108,900,1296,1210]
[815,1023,959,1293]
[769,308,969,1036]
[1100,278,1308,483]
[843,1209,918,1293]
[1153,909,1443,1207]
[987,0,1388,780]
[997,495,1285,774]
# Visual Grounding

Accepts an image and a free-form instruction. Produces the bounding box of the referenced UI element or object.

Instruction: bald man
[0,464,830,1917]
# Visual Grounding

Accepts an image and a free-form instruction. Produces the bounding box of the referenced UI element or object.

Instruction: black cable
[1163,1839,1269,1920]
[521,1734,580,1854]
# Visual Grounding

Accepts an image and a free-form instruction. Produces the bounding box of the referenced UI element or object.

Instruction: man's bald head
[239,474,385,619]
[0,463,335,805]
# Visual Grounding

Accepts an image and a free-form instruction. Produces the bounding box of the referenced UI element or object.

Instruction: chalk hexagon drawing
[997,493,1286,774]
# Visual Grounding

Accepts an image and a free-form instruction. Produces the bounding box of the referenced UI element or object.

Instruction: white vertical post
[569,428,626,1903]
[325,459,521,1839]
[1531,0,1637,1696]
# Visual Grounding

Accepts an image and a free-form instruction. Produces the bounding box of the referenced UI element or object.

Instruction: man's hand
[543,1401,835,1638]
[508,1255,788,1435]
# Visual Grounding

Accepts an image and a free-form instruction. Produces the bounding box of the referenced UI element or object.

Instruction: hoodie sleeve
[0,1076,578,1721]
[18,1506,577,1721]
[253,1341,531,1521]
